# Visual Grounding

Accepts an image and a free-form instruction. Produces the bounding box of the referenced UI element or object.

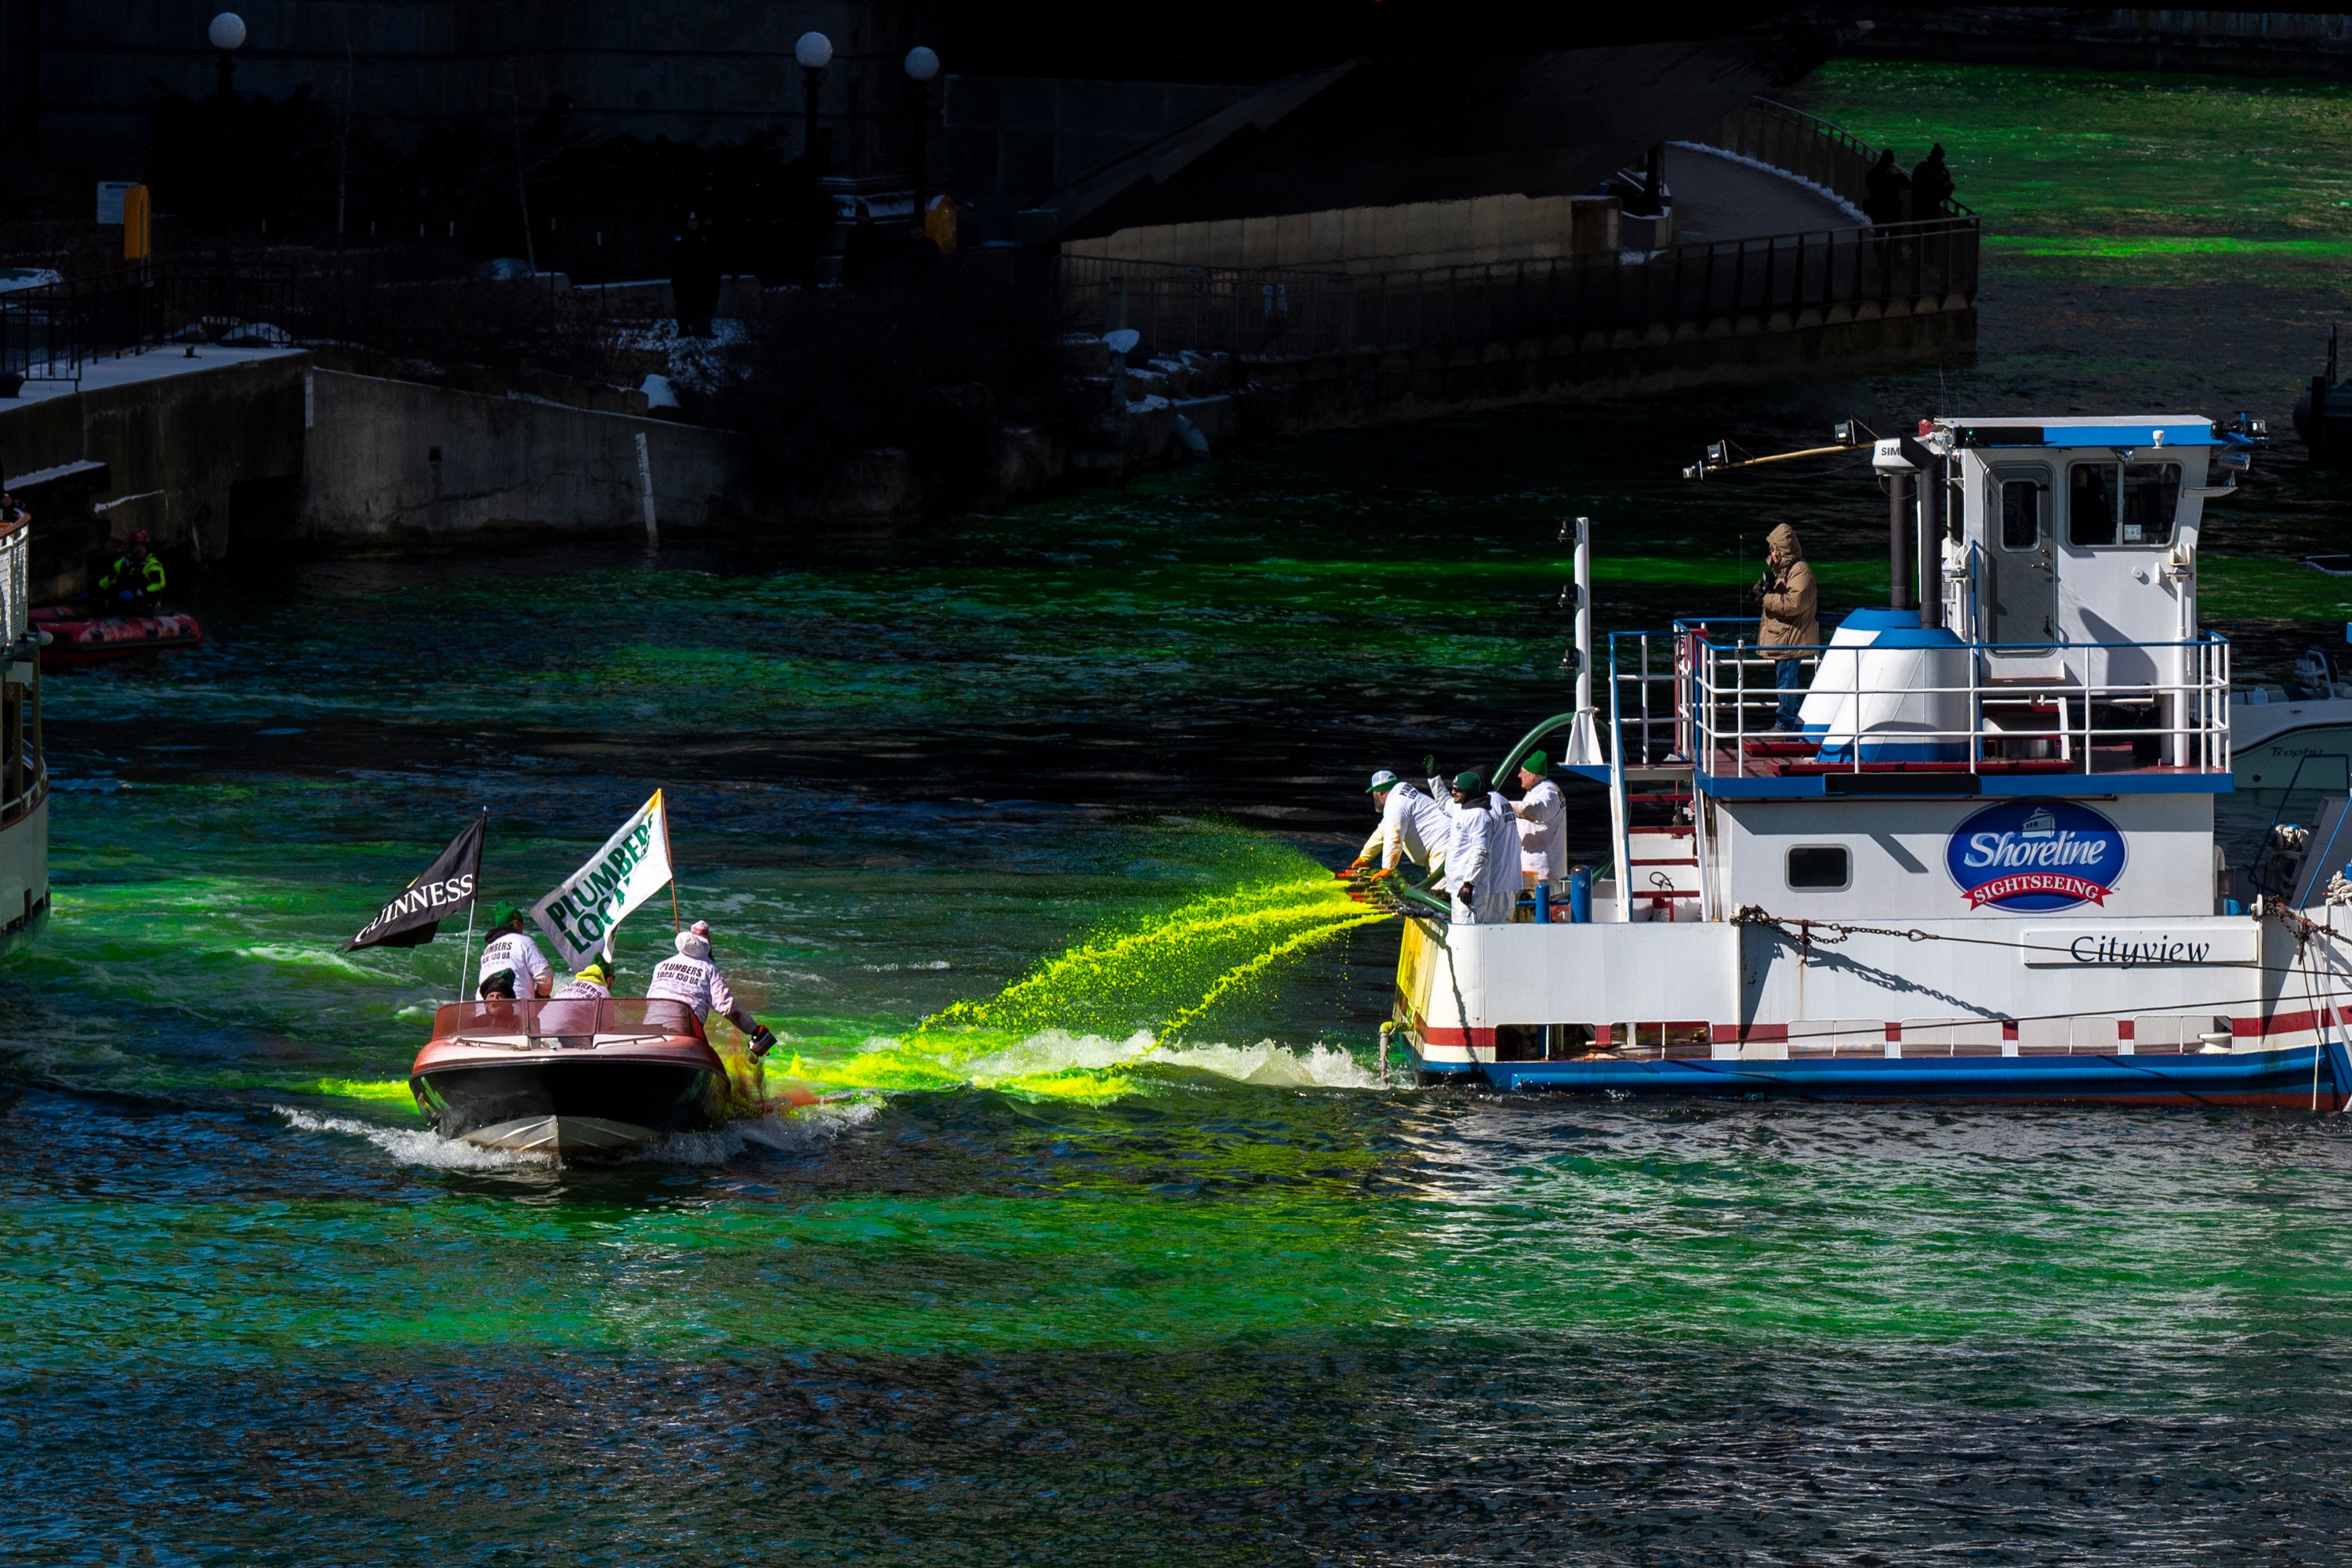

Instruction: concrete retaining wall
[299,370,756,546]
[0,350,308,595]
[1241,300,1976,430]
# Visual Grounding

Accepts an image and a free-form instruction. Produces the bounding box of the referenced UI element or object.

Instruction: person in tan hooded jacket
[1752,521,1818,731]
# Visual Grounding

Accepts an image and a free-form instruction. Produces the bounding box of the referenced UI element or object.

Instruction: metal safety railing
[0,521,25,647]
[0,263,301,381]
[1688,98,1977,221]
[1059,211,1978,362]
[1669,622,2233,778]
[1608,630,1691,769]
[432,997,707,1043]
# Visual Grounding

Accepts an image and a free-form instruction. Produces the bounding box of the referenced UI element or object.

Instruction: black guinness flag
[345,814,485,950]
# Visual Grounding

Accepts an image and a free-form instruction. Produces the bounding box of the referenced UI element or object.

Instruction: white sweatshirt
[647,953,737,1022]
[478,930,551,997]
[1357,784,1451,871]
[1431,782,1522,924]
[1514,777,1567,883]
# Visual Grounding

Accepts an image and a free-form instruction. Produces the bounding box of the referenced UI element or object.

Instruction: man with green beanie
[1430,768,1520,924]
[477,901,554,1000]
[1512,750,1567,904]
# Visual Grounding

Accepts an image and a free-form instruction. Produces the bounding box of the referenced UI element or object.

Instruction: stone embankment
[1831,8,2352,78]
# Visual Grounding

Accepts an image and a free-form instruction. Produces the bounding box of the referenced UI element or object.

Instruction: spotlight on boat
[1834,419,1857,444]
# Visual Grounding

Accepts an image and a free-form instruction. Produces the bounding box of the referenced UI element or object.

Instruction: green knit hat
[1520,750,1550,777]
[488,900,523,928]
[1452,770,1486,793]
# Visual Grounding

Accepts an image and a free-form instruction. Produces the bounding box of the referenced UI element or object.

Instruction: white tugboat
[1393,412,2352,1105]
[0,511,47,960]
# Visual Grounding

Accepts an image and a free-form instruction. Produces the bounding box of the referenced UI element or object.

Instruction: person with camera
[1749,523,1818,733]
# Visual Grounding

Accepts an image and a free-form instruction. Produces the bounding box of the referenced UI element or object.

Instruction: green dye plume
[917,868,1391,1051]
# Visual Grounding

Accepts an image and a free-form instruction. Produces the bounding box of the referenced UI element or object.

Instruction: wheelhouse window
[1999,479,2042,550]
[2067,461,2180,546]
[1787,845,1850,890]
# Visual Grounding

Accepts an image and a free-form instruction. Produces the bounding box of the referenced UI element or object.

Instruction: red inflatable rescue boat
[31,604,205,666]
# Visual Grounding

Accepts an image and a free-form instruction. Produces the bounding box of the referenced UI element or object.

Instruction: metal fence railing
[1689,97,1976,221]
[0,263,300,382]
[0,521,25,648]
[1061,213,1979,361]
[1664,622,2233,779]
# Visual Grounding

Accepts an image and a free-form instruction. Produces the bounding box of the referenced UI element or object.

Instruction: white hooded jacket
[1514,776,1567,884]
[1358,782,1450,872]
[645,931,738,1022]
[1430,781,1522,924]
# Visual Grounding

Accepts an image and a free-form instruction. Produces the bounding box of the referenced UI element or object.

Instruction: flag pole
[662,789,680,934]
[455,808,485,1003]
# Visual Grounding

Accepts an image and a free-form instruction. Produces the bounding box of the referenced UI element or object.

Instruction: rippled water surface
[12,60,2352,1565]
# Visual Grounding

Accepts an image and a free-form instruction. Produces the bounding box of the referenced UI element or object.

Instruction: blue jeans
[1773,655,1804,730]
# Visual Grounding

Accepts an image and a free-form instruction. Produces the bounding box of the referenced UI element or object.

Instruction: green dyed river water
[12,60,2352,1564]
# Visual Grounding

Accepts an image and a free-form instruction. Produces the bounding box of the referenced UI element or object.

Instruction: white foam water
[275,1098,879,1171]
[275,1106,554,1171]
[954,1029,1386,1091]
[622,1098,880,1165]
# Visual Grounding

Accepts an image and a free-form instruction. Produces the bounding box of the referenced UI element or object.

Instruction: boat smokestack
[1918,455,1945,629]
[1888,470,1915,611]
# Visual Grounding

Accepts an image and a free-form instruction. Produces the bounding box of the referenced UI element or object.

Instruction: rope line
[1729,905,2352,1035]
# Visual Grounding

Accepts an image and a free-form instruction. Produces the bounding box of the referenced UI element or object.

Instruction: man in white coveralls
[648,920,779,1058]
[1350,769,1448,880]
[478,902,554,999]
[1512,750,1567,909]
[1431,770,1522,925]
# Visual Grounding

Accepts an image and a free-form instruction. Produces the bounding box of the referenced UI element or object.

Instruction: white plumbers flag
[532,789,673,970]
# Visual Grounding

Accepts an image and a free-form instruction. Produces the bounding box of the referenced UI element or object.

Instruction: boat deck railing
[1610,623,2232,780]
[432,997,706,1044]
[0,521,24,648]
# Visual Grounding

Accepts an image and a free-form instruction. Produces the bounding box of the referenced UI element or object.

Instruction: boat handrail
[1671,626,2231,778]
[0,760,45,829]
[430,997,708,1040]
[0,521,25,648]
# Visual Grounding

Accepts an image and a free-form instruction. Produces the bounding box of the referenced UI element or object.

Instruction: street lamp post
[794,31,833,179]
[209,12,246,234]
[903,45,939,236]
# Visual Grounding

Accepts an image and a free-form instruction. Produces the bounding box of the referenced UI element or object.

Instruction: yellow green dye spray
[789,853,1397,1100]
[314,849,1398,1112]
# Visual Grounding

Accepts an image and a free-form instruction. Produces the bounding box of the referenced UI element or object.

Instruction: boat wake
[275,1105,553,1170]
[274,1097,876,1170]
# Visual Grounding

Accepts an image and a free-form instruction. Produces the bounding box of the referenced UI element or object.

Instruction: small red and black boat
[31,604,204,666]
[411,996,741,1158]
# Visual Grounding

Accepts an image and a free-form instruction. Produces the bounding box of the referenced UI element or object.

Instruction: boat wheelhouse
[1393,412,2352,1105]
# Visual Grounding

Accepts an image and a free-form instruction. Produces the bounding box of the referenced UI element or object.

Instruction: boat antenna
[1683,419,1876,480]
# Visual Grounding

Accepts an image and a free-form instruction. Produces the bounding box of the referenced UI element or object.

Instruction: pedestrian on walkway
[1911,144,1955,219]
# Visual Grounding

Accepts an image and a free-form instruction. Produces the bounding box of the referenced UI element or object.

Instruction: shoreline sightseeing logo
[1946,800,2126,912]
